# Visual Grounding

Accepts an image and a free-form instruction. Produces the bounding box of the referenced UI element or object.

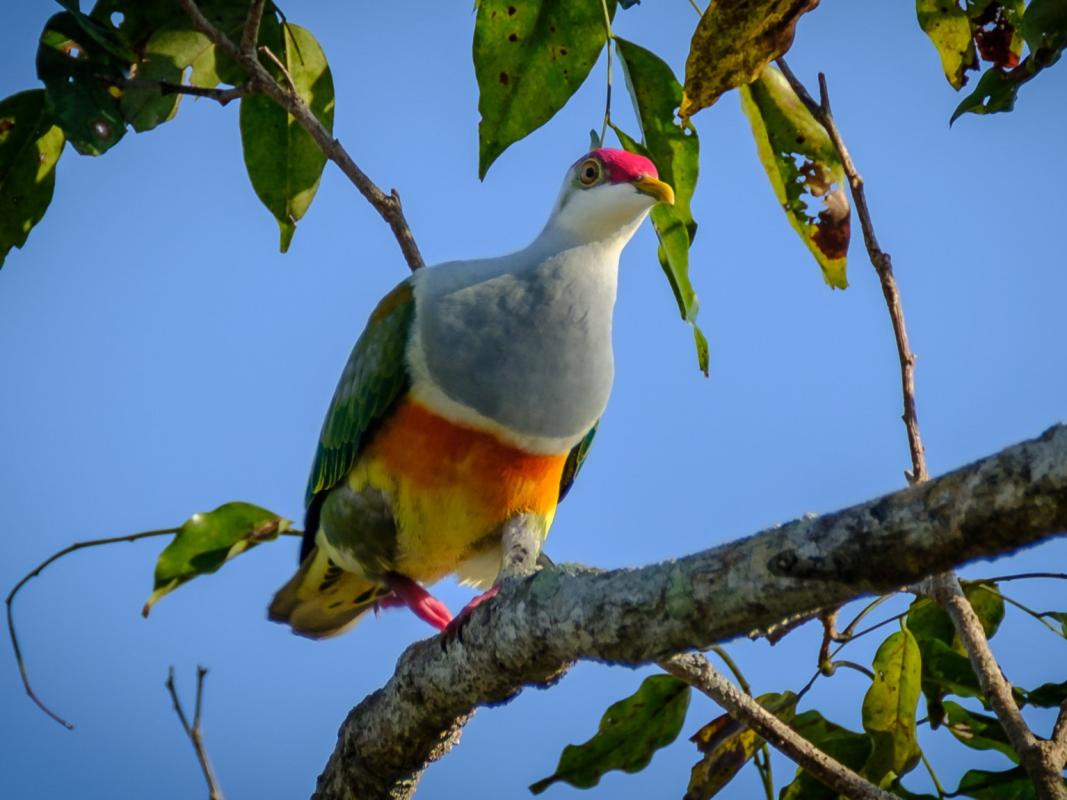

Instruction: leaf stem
[920,750,948,799]
[167,666,224,800]
[598,0,614,146]
[6,527,179,728]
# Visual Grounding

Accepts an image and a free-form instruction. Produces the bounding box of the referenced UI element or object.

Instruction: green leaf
[861,628,922,785]
[611,39,707,376]
[780,710,873,800]
[1022,0,1067,55]
[1023,679,1067,708]
[919,636,986,700]
[473,0,613,178]
[739,65,850,289]
[679,0,819,118]
[1047,611,1067,637]
[942,700,1018,763]
[0,90,65,269]
[685,692,796,800]
[36,12,128,155]
[916,0,978,89]
[119,26,239,133]
[143,502,291,615]
[240,22,335,252]
[952,765,1062,799]
[529,674,690,794]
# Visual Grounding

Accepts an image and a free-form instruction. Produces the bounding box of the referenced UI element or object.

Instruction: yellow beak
[632,175,675,206]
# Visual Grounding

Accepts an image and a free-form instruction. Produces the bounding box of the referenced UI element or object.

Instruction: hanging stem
[598,0,614,145]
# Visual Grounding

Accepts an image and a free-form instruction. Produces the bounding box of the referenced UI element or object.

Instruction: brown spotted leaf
[680,0,820,118]
[685,692,796,800]
[916,0,979,89]
[739,65,849,288]
[474,0,614,178]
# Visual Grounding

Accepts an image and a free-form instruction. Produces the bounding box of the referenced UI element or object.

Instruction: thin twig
[167,666,224,800]
[112,77,249,106]
[825,660,875,681]
[258,45,298,95]
[6,528,179,729]
[986,572,1067,583]
[661,654,897,800]
[176,0,425,271]
[240,0,267,56]
[598,0,614,146]
[920,750,948,799]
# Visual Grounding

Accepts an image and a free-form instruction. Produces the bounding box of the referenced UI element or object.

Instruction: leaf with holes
[473,0,614,178]
[685,692,796,800]
[739,65,850,289]
[36,12,128,155]
[942,701,1018,763]
[240,22,334,252]
[0,90,65,269]
[861,627,922,785]
[780,710,873,800]
[680,0,819,118]
[916,0,978,89]
[143,502,292,615]
[529,674,690,794]
[612,40,707,375]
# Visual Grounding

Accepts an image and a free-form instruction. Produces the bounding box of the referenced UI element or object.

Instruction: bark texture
[312,424,1067,800]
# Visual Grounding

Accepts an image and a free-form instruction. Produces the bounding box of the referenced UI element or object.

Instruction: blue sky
[2,1,1065,798]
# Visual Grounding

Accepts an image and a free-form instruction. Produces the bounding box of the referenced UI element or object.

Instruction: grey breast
[416,252,616,441]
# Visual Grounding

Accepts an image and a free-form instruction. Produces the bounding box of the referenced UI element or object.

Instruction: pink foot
[384,573,453,630]
[443,585,500,635]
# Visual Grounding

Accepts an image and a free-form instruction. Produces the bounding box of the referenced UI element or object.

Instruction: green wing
[305,279,416,509]
[558,423,597,502]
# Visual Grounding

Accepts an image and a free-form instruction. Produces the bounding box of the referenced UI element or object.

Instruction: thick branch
[176,0,425,271]
[662,654,895,800]
[312,425,1067,800]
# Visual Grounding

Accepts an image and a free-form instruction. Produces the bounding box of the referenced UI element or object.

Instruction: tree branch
[175,0,425,271]
[167,666,224,800]
[661,654,896,800]
[926,575,1066,799]
[111,77,249,106]
[311,424,1067,800]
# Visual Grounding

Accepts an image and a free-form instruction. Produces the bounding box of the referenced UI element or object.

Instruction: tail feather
[268,546,386,639]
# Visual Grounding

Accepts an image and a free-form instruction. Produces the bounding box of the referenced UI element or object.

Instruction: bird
[268,147,675,638]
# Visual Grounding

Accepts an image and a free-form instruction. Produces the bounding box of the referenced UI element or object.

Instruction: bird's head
[544,148,675,245]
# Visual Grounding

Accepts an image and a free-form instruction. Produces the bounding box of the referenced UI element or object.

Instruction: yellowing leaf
[916,0,979,90]
[0,90,65,269]
[861,628,922,785]
[686,692,796,800]
[143,502,291,615]
[529,674,690,793]
[680,0,819,118]
[739,65,850,288]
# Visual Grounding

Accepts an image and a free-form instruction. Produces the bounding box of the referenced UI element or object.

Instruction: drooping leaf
[240,22,335,252]
[1023,679,1067,708]
[916,0,979,89]
[611,40,708,375]
[942,701,1018,763]
[143,502,291,615]
[780,710,874,800]
[680,0,819,118]
[36,12,128,155]
[0,90,65,269]
[951,0,1066,124]
[951,765,1064,799]
[529,674,690,794]
[861,627,922,785]
[473,0,614,178]
[685,692,796,800]
[739,65,850,289]
[919,636,986,701]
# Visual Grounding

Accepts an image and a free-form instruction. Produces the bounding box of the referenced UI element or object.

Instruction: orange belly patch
[347,397,569,584]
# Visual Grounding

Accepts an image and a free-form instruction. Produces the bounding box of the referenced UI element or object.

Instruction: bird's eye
[578,159,602,187]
